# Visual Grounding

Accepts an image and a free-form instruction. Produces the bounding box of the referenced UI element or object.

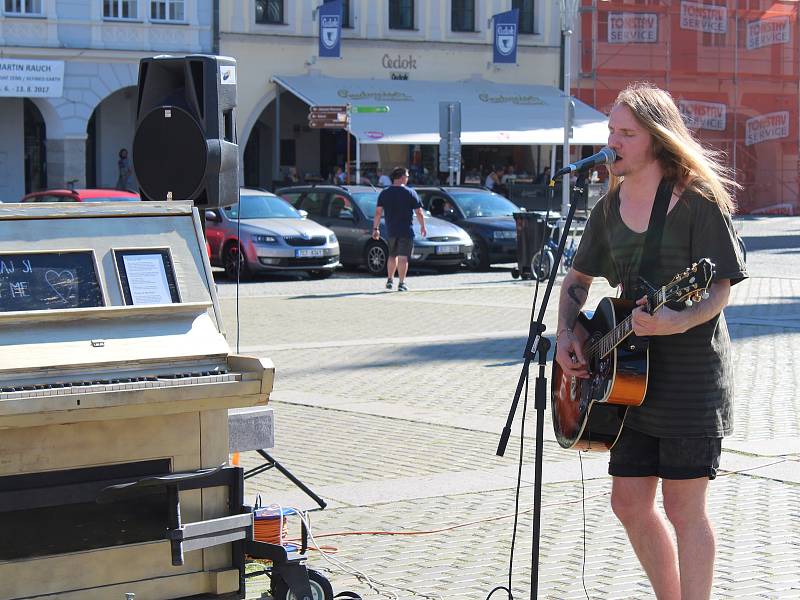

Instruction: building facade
[575,0,799,215]
[220,0,566,188]
[0,0,213,201]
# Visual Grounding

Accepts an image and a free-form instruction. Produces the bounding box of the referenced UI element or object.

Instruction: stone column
[46,136,87,189]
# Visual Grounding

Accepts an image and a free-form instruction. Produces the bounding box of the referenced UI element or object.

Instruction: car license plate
[436,245,459,254]
[296,248,324,258]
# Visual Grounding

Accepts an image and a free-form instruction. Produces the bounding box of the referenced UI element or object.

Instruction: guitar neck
[594,287,666,358]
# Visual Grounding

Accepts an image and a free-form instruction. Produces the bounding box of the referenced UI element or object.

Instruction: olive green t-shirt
[572,187,748,438]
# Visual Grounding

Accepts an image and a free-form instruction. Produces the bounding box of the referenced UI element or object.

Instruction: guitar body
[551,297,649,451]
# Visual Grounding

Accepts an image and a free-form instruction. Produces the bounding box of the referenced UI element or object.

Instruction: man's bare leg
[397,256,409,283]
[387,255,398,280]
[663,478,715,600]
[611,476,681,599]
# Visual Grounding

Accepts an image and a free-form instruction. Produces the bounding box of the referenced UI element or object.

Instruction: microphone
[553,147,616,179]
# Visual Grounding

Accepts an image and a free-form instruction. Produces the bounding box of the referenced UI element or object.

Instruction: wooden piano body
[0,202,274,599]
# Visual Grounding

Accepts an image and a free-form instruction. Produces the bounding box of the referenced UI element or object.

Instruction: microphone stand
[496,174,581,600]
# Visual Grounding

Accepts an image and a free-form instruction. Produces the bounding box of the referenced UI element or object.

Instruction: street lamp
[560,0,580,215]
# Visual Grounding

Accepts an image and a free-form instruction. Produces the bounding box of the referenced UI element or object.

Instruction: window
[150,0,184,21]
[512,0,535,35]
[296,192,326,217]
[104,0,138,19]
[389,0,414,30]
[255,0,283,25]
[327,195,352,218]
[4,0,42,15]
[324,0,351,28]
[451,0,474,32]
[342,0,351,28]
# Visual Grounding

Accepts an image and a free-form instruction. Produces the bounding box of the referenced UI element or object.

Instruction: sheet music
[122,253,172,305]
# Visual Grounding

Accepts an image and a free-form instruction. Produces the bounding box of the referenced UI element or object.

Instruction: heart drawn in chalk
[44,269,78,304]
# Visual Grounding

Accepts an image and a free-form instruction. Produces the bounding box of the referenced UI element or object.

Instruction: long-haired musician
[555,82,747,599]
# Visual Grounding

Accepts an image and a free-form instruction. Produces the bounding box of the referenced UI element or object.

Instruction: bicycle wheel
[531,249,554,282]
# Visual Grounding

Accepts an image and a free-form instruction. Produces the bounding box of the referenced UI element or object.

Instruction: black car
[414,186,521,270]
[275,184,473,275]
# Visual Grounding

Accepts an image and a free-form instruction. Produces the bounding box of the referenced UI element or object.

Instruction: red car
[20,189,140,203]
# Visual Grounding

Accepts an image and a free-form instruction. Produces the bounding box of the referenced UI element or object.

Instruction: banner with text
[492,9,519,64]
[0,59,64,98]
[608,12,658,44]
[680,1,727,34]
[319,0,342,58]
[746,17,791,50]
[745,111,790,146]
[679,100,726,131]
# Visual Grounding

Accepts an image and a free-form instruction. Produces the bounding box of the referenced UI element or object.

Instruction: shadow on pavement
[741,233,800,251]
[725,300,800,339]
[300,335,552,370]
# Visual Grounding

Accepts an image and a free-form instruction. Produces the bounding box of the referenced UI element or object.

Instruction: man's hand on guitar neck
[631,279,731,336]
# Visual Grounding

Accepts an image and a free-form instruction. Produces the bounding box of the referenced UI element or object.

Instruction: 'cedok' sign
[745,111,790,146]
[680,1,727,34]
[746,17,791,50]
[608,12,658,44]
[0,59,64,98]
[679,100,726,131]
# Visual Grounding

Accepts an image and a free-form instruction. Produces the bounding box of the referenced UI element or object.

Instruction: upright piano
[0,201,274,599]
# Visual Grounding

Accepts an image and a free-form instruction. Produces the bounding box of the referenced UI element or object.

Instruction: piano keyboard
[0,370,240,400]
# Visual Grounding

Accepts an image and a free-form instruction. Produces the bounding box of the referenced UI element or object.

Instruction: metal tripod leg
[244,449,327,510]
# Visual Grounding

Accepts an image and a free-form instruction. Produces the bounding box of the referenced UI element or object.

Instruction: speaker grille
[133,105,208,202]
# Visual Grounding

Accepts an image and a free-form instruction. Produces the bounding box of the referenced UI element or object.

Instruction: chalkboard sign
[114,248,180,306]
[0,251,104,313]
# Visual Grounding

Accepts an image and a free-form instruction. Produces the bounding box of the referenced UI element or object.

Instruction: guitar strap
[636,177,674,296]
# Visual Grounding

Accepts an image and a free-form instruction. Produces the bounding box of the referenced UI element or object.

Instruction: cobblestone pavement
[217,216,800,600]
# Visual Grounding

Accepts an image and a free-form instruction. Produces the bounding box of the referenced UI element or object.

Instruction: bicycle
[531,226,578,282]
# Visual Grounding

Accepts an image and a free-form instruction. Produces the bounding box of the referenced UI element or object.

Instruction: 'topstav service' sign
[0,59,64,98]
[679,100,726,131]
[608,12,658,44]
[746,17,791,50]
[680,1,727,34]
[745,111,790,146]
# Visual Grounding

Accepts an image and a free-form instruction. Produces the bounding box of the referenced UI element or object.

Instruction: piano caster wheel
[270,568,333,600]
[511,268,520,279]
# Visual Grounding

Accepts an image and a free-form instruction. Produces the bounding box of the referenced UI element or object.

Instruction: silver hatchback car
[205,189,340,279]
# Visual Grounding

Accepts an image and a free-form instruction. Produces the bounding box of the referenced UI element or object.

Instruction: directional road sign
[308,120,348,129]
[308,104,349,130]
[310,105,348,113]
[353,105,390,114]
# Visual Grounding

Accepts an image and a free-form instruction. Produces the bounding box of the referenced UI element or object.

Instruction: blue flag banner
[319,0,342,58]
[493,9,519,64]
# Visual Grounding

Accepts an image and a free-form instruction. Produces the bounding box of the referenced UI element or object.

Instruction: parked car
[275,184,473,275]
[20,189,140,202]
[414,186,521,270]
[204,188,340,280]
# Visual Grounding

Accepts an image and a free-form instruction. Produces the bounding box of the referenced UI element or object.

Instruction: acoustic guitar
[551,258,715,451]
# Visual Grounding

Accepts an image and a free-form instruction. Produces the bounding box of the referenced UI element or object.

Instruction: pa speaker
[132,54,239,208]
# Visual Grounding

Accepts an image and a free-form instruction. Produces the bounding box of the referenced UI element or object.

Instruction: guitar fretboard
[588,287,665,360]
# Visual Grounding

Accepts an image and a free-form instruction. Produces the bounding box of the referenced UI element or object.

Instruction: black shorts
[609,427,722,480]
[388,236,413,257]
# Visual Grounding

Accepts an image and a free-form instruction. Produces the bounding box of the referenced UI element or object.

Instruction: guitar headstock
[662,258,715,306]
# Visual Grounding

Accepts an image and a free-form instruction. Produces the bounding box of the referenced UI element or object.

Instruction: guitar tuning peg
[685,298,693,307]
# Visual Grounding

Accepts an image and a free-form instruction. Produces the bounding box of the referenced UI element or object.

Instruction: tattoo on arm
[567,283,588,307]
[560,282,589,329]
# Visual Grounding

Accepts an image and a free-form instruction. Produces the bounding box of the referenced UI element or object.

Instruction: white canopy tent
[272,74,609,145]
[271,73,610,181]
